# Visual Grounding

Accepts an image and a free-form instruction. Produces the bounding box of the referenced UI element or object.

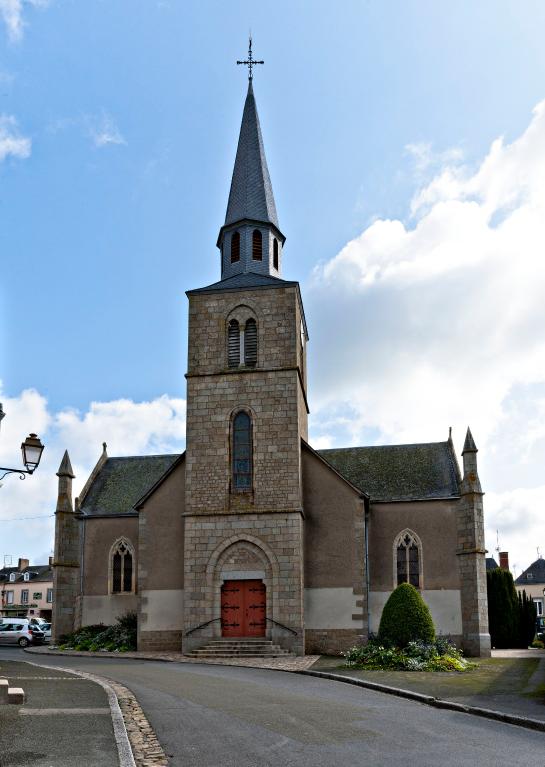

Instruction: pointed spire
[224,80,279,229]
[462,427,477,454]
[57,450,75,478]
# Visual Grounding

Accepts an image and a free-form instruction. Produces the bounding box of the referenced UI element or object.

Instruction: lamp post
[0,403,45,481]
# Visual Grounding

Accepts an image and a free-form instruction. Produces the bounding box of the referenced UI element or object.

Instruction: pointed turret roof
[224,80,279,229]
[56,450,75,478]
[462,427,478,454]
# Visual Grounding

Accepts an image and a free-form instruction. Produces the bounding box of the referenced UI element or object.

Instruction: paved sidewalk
[26,645,319,671]
[0,660,124,767]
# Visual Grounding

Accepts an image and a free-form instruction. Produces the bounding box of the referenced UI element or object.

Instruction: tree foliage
[487,569,537,648]
[378,582,435,648]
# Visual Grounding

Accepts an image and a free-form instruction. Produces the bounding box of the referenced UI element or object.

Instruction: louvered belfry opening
[244,318,257,367]
[231,231,240,263]
[252,229,262,260]
[228,319,240,367]
[273,238,279,270]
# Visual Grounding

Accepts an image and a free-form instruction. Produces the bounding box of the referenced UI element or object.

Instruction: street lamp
[0,404,45,481]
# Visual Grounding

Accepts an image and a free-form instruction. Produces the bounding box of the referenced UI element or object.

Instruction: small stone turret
[52,451,81,642]
[456,428,491,657]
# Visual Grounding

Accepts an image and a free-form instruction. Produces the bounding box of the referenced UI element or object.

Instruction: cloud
[0,0,50,43]
[0,114,31,161]
[308,100,545,571]
[88,113,126,148]
[0,386,186,565]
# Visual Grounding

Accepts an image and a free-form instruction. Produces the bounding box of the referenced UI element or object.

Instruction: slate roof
[187,271,297,295]
[0,565,52,583]
[80,455,180,516]
[515,557,545,585]
[318,442,461,502]
[224,80,279,229]
[486,557,500,571]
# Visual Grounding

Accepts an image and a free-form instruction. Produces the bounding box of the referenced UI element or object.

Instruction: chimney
[499,551,509,571]
[48,556,53,566]
[18,558,29,571]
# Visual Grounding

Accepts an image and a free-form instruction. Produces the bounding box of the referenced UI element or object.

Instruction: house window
[534,599,543,617]
[394,530,422,589]
[231,231,240,263]
[252,229,262,260]
[228,319,240,367]
[9,573,15,582]
[21,590,29,605]
[6,591,14,604]
[232,411,252,491]
[244,319,257,367]
[273,238,279,270]
[110,540,134,594]
[46,588,53,603]
[23,572,30,582]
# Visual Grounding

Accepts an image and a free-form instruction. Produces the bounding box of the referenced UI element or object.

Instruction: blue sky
[1,1,545,571]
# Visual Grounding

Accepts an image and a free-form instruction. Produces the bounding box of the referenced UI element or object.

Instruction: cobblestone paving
[108,679,169,767]
[28,647,320,671]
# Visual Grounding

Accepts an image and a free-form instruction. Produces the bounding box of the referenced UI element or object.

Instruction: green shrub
[58,612,137,653]
[487,569,537,648]
[378,583,435,648]
[531,638,544,649]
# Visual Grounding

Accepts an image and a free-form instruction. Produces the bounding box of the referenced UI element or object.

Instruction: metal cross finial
[237,36,264,81]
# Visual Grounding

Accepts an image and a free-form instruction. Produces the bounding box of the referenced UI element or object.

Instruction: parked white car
[40,622,52,642]
[0,618,45,647]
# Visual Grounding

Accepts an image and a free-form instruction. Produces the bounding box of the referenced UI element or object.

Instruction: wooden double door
[221,579,266,637]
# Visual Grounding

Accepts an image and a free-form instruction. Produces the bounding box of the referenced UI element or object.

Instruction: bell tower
[183,44,308,654]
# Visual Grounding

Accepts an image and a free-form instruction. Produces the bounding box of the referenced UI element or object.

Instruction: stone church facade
[52,78,491,658]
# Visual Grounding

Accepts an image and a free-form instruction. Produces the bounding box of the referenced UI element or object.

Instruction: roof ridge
[319,440,450,452]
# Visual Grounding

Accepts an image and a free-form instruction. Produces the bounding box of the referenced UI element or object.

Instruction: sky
[1,1,544,578]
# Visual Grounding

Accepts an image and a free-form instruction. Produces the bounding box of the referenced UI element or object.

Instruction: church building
[52,64,491,658]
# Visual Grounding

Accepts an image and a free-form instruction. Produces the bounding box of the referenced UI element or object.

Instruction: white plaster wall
[369,589,462,636]
[81,594,138,627]
[304,588,359,629]
[141,589,184,631]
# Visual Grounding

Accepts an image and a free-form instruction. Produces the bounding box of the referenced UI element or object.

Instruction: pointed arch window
[231,231,240,263]
[394,530,422,589]
[232,411,252,491]
[110,539,135,594]
[273,238,279,270]
[228,319,240,367]
[252,229,262,260]
[244,319,257,367]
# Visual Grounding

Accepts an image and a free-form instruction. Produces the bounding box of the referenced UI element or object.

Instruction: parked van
[0,618,45,647]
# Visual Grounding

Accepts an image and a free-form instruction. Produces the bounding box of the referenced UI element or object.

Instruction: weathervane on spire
[237,36,264,81]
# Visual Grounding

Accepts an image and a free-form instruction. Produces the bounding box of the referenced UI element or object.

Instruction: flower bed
[343,637,473,672]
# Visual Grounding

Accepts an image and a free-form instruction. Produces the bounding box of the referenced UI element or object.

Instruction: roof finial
[237,35,264,81]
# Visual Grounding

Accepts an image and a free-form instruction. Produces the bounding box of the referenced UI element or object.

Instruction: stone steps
[186,639,293,659]
[0,678,25,705]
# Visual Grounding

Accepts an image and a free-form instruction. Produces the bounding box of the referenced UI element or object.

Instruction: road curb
[16,659,136,767]
[297,669,545,733]
[25,647,545,735]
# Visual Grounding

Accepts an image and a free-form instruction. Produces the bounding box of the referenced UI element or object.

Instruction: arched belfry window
[273,238,279,270]
[232,411,252,491]
[110,539,135,594]
[252,229,262,260]
[228,319,240,367]
[244,319,257,367]
[394,530,422,589]
[231,231,240,263]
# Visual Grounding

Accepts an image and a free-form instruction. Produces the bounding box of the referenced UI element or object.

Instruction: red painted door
[221,580,266,637]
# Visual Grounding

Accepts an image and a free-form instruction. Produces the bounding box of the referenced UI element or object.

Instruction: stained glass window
[233,411,252,490]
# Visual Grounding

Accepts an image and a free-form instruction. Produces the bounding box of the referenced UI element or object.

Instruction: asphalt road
[2,647,545,767]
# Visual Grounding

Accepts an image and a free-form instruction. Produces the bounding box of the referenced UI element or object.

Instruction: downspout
[364,497,371,640]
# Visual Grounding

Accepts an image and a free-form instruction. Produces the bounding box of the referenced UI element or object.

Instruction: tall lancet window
[252,229,262,260]
[228,320,240,367]
[273,238,279,270]
[110,539,135,594]
[232,411,252,491]
[244,319,257,367]
[394,530,422,589]
[231,231,240,263]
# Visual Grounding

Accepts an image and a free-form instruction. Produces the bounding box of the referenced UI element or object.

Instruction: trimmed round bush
[378,583,435,648]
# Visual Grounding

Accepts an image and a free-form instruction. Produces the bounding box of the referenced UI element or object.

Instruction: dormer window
[231,231,240,263]
[252,229,262,260]
[23,572,30,582]
[9,573,15,582]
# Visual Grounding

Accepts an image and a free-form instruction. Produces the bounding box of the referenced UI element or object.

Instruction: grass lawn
[312,656,545,720]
